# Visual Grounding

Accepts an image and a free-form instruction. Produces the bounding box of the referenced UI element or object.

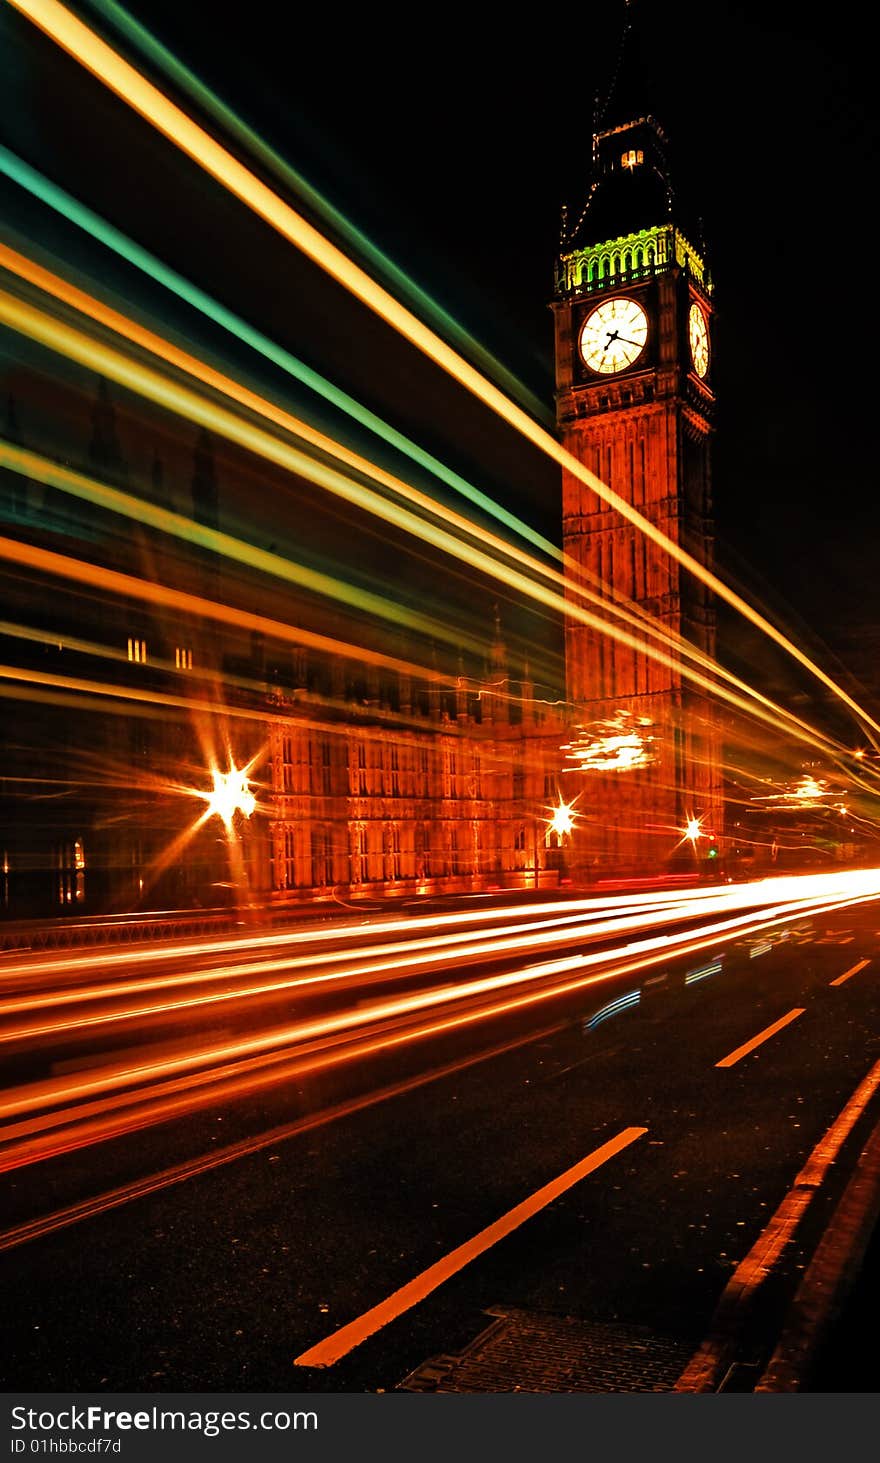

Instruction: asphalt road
[1,890,879,1393]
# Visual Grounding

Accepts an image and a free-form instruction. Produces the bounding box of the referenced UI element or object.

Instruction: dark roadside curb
[754,1113,880,1391]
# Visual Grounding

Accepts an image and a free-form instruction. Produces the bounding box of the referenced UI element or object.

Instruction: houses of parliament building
[0,68,722,917]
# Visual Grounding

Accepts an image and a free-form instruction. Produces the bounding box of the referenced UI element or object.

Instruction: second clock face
[688,301,710,377]
[579,297,648,374]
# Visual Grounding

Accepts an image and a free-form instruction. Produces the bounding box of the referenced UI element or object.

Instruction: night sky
[3,0,879,718]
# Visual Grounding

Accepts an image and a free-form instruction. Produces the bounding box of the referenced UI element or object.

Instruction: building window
[311,826,334,888]
[283,828,296,888]
[321,740,332,795]
[384,823,402,881]
[357,741,368,795]
[127,637,147,663]
[444,749,459,799]
[56,838,85,905]
[281,736,295,794]
[621,148,644,169]
[352,824,368,884]
[415,823,430,880]
[174,646,193,669]
[390,744,400,796]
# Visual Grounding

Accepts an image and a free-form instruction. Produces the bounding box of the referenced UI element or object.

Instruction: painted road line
[715,1008,805,1069]
[293,1126,647,1368]
[676,1055,880,1392]
[830,958,870,987]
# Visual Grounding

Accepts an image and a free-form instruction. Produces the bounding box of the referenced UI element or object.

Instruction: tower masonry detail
[554,112,724,876]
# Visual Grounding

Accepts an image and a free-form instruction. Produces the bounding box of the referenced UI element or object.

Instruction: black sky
[3,0,879,706]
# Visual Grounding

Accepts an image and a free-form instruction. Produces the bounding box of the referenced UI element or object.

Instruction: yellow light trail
[0,422,853,770]
[0,535,452,688]
[0,655,522,764]
[0,143,557,555]
[86,0,550,426]
[10,0,880,741]
[0,331,479,654]
[0,241,523,566]
[2,243,853,776]
[2,265,871,796]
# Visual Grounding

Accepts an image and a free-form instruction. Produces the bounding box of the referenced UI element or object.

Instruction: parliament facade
[1,89,723,918]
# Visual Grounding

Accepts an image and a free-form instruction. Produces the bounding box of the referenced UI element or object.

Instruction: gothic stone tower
[553,111,723,876]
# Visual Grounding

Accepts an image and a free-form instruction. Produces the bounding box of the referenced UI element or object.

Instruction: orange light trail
[0,428,860,772]
[0,239,817,751]
[3,873,878,1142]
[1,269,872,778]
[0,897,751,1042]
[0,1018,568,1250]
[9,0,880,742]
[0,535,451,688]
[2,870,876,986]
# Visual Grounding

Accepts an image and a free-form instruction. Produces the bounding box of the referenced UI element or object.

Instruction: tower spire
[594,0,636,136]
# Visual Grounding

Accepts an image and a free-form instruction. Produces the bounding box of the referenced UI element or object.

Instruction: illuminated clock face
[688,301,710,377]
[578,297,648,374]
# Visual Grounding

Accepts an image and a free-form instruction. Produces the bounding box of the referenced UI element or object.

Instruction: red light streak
[3,871,879,1175]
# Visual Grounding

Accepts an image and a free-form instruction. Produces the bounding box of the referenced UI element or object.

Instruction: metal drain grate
[399,1307,695,1393]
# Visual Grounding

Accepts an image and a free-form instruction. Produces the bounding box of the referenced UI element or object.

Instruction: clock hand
[603,328,642,350]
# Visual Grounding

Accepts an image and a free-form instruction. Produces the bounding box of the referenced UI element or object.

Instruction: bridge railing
[0,908,240,954]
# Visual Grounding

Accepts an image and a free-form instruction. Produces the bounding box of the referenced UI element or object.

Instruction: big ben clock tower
[554,92,723,875]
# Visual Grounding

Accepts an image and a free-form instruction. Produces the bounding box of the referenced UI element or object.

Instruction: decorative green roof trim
[557,225,711,296]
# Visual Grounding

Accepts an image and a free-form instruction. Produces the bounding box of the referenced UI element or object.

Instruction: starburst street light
[547,796,577,840]
[204,762,256,828]
[684,817,703,845]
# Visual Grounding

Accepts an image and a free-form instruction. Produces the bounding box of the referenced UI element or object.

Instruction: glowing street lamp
[684,817,703,845]
[547,796,577,840]
[205,763,256,828]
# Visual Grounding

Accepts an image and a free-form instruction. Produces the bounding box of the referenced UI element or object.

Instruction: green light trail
[0,440,478,653]
[0,145,559,562]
